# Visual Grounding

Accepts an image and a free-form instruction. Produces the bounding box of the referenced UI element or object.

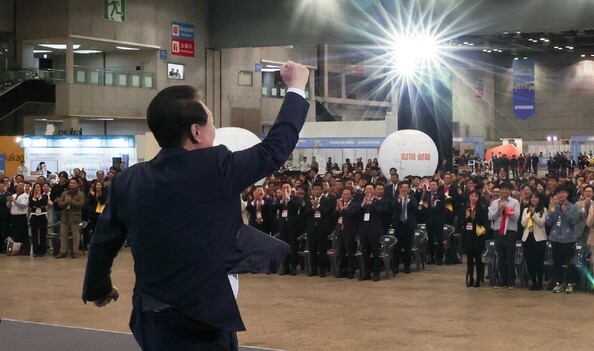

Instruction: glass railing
[0,66,155,90]
[70,66,155,89]
[0,69,39,91]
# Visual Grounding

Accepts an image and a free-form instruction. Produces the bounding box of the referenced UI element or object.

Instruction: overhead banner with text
[512,59,535,120]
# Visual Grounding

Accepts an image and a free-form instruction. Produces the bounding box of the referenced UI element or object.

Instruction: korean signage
[104,0,126,22]
[513,59,535,120]
[171,22,195,57]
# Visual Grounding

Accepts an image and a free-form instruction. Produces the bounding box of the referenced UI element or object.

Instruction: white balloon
[213,127,266,185]
[378,129,439,177]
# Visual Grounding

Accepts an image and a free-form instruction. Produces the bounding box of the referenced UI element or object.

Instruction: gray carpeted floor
[0,319,279,351]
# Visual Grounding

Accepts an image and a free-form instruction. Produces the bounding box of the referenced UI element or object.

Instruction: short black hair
[147,85,208,147]
[499,182,513,190]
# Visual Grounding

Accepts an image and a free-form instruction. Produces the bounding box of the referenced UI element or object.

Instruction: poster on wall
[29,160,58,176]
[167,63,185,79]
[0,154,5,174]
[171,21,195,57]
[513,59,535,120]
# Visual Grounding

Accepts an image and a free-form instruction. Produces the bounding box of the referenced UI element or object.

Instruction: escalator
[0,79,56,135]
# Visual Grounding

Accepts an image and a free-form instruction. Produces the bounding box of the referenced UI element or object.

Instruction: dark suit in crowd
[246,198,274,234]
[358,197,388,280]
[336,200,361,278]
[392,195,418,272]
[424,190,446,264]
[307,194,336,277]
[82,91,309,350]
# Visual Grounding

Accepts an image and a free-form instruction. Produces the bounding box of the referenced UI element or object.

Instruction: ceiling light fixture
[39,44,81,50]
[116,46,140,51]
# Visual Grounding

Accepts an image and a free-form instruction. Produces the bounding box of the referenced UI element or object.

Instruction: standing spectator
[16,161,28,176]
[86,181,107,250]
[531,153,540,176]
[326,157,333,173]
[461,190,488,287]
[55,178,84,259]
[488,182,520,289]
[29,182,49,257]
[0,182,12,253]
[307,182,336,277]
[521,192,548,290]
[6,182,30,255]
[336,187,360,279]
[299,156,310,175]
[423,180,446,265]
[392,181,417,274]
[546,185,580,294]
[310,157,319,173]
[245,185,274,235]
[358,184,388,281]
[509,155,518,179]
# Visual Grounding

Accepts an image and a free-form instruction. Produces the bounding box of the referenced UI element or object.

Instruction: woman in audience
[461,189,489,287]
[85,181,107,249]
[521,192,548,290]
[29,182,49,257]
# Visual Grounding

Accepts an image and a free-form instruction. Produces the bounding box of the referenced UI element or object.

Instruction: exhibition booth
[19,135,137,179]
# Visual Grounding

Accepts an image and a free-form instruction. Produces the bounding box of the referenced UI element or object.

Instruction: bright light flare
[390,33,440,77]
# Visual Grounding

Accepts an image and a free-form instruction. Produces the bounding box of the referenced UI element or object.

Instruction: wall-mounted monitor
[167,63,185,80]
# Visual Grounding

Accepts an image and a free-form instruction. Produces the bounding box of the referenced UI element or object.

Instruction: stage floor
[1,248,593,350]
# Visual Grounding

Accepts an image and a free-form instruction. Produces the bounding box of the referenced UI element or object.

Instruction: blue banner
[513,59,535,120]
[0,153,5,173]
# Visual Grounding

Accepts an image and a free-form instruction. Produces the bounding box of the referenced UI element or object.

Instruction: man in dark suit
[384,173,400,199]
[392,181,418,274]
[245,185,274,234]
[307,182,336,277]
[336,187,361,279]
[82,61,310,350]
[0,182,11,253]
[423,179,446,265]
[358,184,388,281]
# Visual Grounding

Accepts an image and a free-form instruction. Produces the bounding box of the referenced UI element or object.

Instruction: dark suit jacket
[82,92,309,332]
[245,198,274,234]
[392,195,418,231]
[338,201,361,239]
[359,197,388,237]
[424,191,446,227]
[384,184,399,199]
[308,194,337,237]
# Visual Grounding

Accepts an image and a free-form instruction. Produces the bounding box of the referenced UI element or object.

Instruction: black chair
[543,241,554,288]
[484,240,498,286]
[47,220,88,256]
[443,224,460,264]
[412,229,428,271]
[379,234,397,279]
[327,232,341,278]
[297,233,312,276]
[514,241,529,288]
[574,243,592,292]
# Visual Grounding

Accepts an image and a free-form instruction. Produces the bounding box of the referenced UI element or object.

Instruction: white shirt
[16,165,28,175]
[8,192,29,215]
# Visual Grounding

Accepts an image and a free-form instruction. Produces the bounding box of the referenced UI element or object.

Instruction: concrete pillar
[66,38,74,84]
[385,78,399,136]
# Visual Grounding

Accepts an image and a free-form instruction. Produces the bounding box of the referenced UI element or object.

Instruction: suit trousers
[30,215,48,255]
[523,233,546,285]
[395,222,414,270]
[427,221,444,262]
[308,230,328,273]
[11,214,29,254]
[131,307,238,351]
[337,232,356,276]
[495,232,516,286]
[60,220,80,255]
[360,230,380,275]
